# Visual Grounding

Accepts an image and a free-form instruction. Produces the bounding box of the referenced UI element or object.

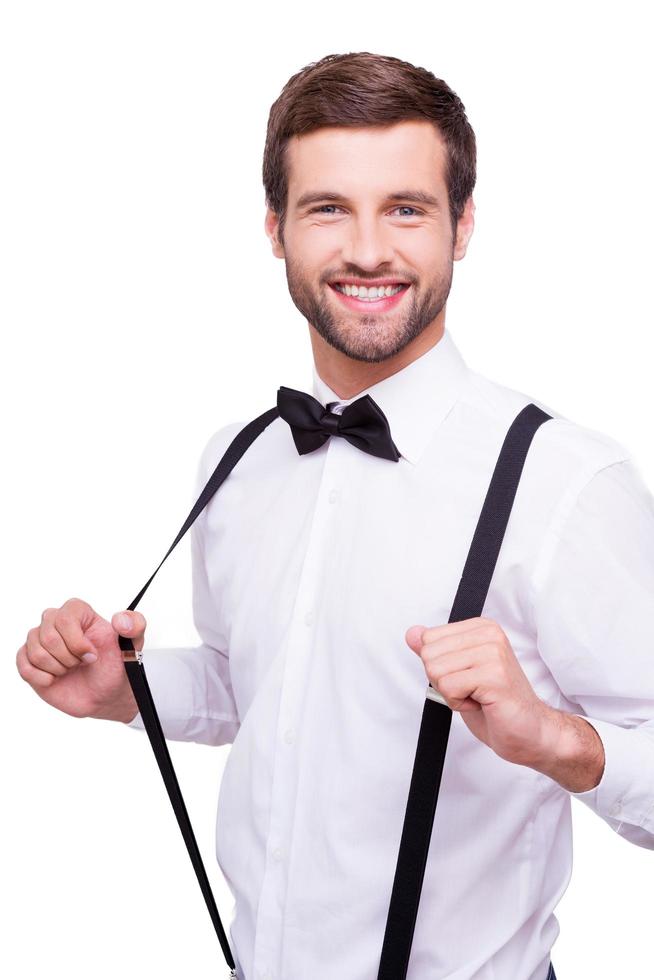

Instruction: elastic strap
[119,406,280,975]
[376,402,553,980]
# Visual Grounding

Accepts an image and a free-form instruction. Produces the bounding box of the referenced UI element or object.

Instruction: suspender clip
[425,683,448,708]
[121,643,142,664]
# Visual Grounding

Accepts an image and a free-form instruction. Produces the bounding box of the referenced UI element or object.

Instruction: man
[16,52,654,980]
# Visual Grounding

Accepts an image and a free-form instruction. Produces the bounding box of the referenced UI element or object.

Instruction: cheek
[288,228,344,276]
[394,227,451,267]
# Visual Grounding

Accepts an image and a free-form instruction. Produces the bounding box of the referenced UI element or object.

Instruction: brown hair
[262,51,477,242]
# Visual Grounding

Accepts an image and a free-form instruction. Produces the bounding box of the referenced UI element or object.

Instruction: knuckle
[27,646,47,668]
[40,626,60,649]
[41,607,56,622]
[54,611,78,636]
[438,676,455,697]
[71,596,90,611]
[27,626,43,651]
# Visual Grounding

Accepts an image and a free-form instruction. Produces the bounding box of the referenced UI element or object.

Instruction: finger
[423,647,479,684]
[421,639,497,672]
[52,606,99,660]
[59,596,97,630]
[16,643,56,689]
[405,625,426,651]
[438,666,496,707]
[421,623,501,658]
[421,617,500,646]
[111,611,147,652]
[39,609,83,668]
[25,627,68,677]
[432,686,481,713]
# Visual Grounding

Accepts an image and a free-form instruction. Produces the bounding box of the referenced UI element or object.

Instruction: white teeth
[335,283,405,300]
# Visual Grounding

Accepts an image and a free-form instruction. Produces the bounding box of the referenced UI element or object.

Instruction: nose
[340,214,395,271]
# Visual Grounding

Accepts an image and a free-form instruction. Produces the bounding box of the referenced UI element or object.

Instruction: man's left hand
[406,616,550,768]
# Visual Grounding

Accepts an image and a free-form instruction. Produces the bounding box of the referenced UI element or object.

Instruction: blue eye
[308,204,423,217]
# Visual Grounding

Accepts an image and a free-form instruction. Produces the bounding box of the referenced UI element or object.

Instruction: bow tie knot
[277,386,401,462]
[318,407,342,436]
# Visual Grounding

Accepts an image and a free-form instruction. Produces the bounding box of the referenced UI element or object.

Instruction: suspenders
[119,401,553,979]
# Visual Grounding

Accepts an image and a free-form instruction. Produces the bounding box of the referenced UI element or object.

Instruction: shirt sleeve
[126,434,241,747]
[531,456,654,850]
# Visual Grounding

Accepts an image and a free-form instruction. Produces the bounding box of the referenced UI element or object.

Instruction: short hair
[262,51,477,240]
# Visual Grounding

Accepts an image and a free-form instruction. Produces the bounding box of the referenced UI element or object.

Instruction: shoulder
[195,403,294,488]
[197,419,252,480]
[459,366,633,484]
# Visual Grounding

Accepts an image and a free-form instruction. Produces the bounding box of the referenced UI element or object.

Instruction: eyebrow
[294,189,441,210]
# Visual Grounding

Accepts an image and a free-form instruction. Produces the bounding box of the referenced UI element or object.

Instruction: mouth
[327,280,411,313]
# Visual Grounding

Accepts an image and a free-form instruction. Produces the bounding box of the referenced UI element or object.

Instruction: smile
[328,282,411,311]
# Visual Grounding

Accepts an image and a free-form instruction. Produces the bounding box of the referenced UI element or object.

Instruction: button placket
[253,437,343,977]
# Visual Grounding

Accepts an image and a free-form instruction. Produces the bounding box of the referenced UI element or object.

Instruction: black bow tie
[277,386,401,462]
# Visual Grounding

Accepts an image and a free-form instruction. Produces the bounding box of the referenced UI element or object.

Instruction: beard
[283,255,454,364]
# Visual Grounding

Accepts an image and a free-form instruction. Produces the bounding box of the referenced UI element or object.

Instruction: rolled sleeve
[532,455,654,849]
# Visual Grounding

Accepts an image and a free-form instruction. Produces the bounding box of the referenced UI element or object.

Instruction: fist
[405,616,549,766]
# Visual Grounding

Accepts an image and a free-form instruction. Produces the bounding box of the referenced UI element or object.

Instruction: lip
[328,283,411,313]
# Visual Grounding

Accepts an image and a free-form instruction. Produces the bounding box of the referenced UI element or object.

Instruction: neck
[309,312,446,401]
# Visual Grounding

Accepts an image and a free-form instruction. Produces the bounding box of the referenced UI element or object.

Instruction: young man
[16,52,654,980]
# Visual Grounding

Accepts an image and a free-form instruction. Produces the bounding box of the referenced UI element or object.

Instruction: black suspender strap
[118,406,280,978]
[118,399,551,979]
[376,402,553,980]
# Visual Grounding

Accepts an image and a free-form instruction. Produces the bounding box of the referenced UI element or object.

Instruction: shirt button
[304,610,313,626]
[609,800,623,818]
[283,728,295,745]
[272,846,283,862]
[328,487,339,504]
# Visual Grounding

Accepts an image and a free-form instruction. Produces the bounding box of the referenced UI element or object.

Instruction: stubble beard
[283,256,454,364]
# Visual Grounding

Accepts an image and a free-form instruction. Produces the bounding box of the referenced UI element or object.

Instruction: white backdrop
[2,2,652,978]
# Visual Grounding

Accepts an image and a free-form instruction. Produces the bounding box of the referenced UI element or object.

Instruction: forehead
[285,120,448,202]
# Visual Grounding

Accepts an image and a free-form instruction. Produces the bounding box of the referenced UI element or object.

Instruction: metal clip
[121,644,143,664]
[425,683,448,708]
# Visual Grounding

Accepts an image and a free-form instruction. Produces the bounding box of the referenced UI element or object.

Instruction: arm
[531,456,654,849]
[528,707,606,793]
[127,429,241,746]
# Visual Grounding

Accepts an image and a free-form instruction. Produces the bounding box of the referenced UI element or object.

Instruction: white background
[2,2,652,978]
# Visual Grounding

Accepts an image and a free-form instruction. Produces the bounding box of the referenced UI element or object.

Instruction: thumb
[111,610,147,650]
[405,624,426,654]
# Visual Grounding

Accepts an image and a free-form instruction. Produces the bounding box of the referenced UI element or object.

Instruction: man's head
[263,52,476,365]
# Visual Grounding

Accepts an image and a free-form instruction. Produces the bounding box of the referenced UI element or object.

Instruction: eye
[392,206,422,217]
[309,205,344,215]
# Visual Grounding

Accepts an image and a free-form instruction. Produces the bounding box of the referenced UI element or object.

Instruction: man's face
[265,119,474,363]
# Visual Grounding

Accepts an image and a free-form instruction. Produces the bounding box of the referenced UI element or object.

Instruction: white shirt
[128,327,654,980]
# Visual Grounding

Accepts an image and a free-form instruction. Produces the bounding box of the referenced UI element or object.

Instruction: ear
[264,206,285,259]
[453,195,475,261]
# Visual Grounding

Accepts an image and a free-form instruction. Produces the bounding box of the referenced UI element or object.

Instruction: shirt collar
[310,327,470,466]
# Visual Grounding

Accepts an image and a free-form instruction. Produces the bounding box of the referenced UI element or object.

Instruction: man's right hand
[15,598,147,723]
